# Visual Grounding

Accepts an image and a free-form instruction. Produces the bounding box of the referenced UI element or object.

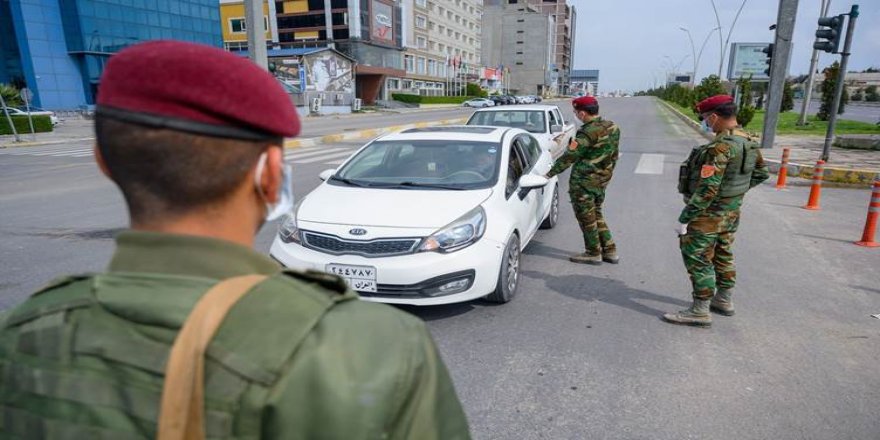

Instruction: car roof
[471,105,561,112]
[379,125,517,143]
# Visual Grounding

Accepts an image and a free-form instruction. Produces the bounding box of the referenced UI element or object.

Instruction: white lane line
[284,147,349,160]
[634,153,665,175]
[293,151,357,164]
[32,148,94,156]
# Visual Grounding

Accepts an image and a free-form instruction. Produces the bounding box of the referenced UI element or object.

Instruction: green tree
[817,61,849,121]
[781,80,795,112]
[852,89,864,101]
[865,85,879,102]
[735,75,756,127]
[693,75,726,103]
[0,83,21,108]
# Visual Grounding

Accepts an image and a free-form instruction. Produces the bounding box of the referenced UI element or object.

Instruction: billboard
[727,43,771,81]
[371,1,394,43]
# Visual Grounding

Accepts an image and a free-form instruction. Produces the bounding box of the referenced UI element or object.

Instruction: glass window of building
[417,57,425,74]
[415,15,427,29]
[416,0,427,7]
[404,55,415,73]
[416,36,427,49]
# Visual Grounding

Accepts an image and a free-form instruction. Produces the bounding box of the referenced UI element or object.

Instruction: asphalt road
[793,99,880,124]
[1,98,878,439]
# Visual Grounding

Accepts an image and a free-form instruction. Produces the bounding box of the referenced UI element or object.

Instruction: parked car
[270,126,560,306]
[462,98,495,108]
[2,106,60,125]
[489,95,507,106]
[466,105,577,160]
[502,95,518,105]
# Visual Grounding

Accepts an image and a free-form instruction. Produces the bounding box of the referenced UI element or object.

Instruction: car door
[511,135,543,239]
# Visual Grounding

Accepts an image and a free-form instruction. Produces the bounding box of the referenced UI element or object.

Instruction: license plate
[326,264,378,293]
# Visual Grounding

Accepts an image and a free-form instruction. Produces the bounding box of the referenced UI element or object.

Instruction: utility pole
[820,4,859,161]
[245,0,268,70]
[798,0,832,126]
[0,92,21,143]
[760,0,800,150]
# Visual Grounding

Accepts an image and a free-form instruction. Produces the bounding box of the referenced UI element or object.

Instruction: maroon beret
[97,40,299,140]
[696,95,734,114]
[572,96,598,109]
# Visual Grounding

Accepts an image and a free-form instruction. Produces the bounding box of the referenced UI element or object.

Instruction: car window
[553,109,565,125]
[467,111,546,134]
[506,144,525,199]
[547,110,558,128]
[514,136,540,172]
[334,140,501,190]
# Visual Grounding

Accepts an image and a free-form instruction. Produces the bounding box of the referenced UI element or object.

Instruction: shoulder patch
[701,164,716,179]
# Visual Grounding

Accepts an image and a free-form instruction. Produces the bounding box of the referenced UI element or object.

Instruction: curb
[657,99,878,187]
[0,136,96,149]
[283,117,467,149]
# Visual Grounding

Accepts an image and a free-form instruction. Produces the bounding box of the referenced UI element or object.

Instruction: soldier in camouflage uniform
[547,96,621,265]
[663,95,769,327]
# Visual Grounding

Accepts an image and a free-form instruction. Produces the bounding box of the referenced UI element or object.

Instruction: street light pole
[711,0,750,78]
[679,27,697,86]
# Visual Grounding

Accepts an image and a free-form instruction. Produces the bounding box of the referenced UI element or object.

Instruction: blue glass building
[0,0,222,110]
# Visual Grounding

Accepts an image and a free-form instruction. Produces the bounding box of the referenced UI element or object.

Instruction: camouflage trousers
[680,230,736,300]
[569,185,615,257]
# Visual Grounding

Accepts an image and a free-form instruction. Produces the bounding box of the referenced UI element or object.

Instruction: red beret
[97,40,299,140]
[572,96,598,109]
[696,95,734,114]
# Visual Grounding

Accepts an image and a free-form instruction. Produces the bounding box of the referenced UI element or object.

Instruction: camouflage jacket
[547,116,620,188]
[679,129,770,233]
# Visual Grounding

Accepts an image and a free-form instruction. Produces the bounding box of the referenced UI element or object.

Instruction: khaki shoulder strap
[157,274,268,440]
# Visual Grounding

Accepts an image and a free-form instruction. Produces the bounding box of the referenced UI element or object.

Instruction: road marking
[634,153,665,175]
[284,147,349,160]
[325,158,348,165]
[291,151,357,164]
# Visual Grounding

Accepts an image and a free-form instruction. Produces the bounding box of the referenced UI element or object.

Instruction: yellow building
[219,0,275,49]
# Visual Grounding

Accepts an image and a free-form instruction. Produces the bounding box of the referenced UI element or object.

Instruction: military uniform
[0,233,469,439]
[0,41,470,439]
[548,115,621,261]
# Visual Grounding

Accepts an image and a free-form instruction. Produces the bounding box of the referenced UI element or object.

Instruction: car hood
[299,183,494,228]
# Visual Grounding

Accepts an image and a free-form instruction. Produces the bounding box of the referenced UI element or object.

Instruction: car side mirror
[319,169,335,181]
[550,124,562,134]
[519,174,548,189]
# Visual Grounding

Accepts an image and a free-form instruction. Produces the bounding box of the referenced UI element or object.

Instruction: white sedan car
[2,107,60,125]
[270,126,560,306]
[462,98,494,108]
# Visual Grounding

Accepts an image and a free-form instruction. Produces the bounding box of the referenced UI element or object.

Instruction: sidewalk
[659,99,879,186]
[0,119,95,148]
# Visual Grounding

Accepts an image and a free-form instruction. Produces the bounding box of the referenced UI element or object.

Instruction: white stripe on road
[32,148,94,156]
[284,147,349,160]
[293,151,357,164]
[634,153,665,175]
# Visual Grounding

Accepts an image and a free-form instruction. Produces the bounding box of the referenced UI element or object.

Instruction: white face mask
[254,152,294,221]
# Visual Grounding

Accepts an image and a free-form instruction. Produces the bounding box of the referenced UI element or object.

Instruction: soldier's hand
[677,223,689,236]
[568,138,578,151]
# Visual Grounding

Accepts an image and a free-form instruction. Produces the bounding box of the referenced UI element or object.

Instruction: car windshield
[332,140,501,190]
[467,110,546,134]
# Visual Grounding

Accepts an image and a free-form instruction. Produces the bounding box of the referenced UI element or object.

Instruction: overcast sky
[571,0,880,93]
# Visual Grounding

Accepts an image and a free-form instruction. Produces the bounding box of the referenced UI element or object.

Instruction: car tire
[540,184,559,230]
[486,233,521,304]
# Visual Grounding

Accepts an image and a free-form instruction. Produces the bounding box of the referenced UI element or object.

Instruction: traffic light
[762,43,774,76]
[814,15,844,53]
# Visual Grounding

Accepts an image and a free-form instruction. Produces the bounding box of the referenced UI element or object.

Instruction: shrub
[0,115,53,135]
[391,93,422,104]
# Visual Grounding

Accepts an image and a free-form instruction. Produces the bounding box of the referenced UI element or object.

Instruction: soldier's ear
[257,146,284,204]
[93,144,112,179]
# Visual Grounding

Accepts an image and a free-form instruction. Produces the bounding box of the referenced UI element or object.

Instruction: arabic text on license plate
[326,264,377,293]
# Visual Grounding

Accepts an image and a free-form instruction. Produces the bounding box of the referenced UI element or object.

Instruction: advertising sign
[371,1,394,43]
[727,43,771,81]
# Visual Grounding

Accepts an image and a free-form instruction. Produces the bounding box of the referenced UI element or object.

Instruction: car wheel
[540,185,559,230]
[486,233,521,303]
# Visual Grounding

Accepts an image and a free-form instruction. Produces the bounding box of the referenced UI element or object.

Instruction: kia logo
[349,228,368,236]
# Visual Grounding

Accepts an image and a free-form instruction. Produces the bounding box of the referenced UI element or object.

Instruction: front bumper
[269,236,505,305]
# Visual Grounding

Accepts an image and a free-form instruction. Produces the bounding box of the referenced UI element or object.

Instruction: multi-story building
[391,0,482,98]
[570,69,599,96]
[524,0,575,95]
[220,0,406,104]
[1,0,221,110]
[482,1,555,96]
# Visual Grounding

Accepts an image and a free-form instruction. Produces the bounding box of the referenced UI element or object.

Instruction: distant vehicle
[466,104,577,160]
[270,125,559,305]
[502,95,517,105]
[489,95,507,106]
[515,96,536,104]
[462,98,495,108]
[3,106,60,125]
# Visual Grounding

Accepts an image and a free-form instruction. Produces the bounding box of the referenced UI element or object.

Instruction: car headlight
[277,211,301,244]
[419,207,486,253]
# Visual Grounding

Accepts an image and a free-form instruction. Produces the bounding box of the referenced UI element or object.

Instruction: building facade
[0,0,221,110]
[570,69,599,96]
[525,0,574,95]
[482,1,555,96]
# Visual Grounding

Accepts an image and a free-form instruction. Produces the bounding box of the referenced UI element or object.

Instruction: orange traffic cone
[776,148,790,190]
[855,176,880,247]
[803,160,825,210]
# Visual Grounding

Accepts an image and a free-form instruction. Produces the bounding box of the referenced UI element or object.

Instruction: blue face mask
[254,152,295,221]
[700,117,713,133]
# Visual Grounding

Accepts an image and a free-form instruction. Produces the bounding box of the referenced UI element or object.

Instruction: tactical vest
[0,270,351,439]
[678,133,760,198]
